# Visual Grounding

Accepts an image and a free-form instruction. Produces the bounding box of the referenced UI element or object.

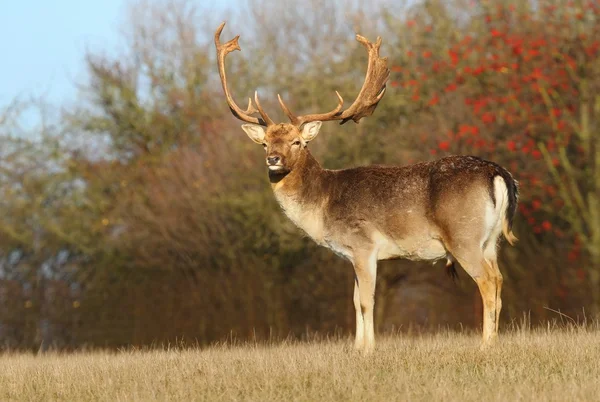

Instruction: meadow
[2,325,600,401]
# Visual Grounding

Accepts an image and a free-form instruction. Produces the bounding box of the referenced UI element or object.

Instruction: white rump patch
[482,176,509,259]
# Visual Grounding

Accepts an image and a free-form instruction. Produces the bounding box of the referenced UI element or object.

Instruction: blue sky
[0,0,126,106]
[0,0,235,108]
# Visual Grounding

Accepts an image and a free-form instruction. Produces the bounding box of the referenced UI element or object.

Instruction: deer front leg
[352,250,378,354]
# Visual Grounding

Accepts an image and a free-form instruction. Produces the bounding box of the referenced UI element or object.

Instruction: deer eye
[262,143,267,149]
[292,140,301,146]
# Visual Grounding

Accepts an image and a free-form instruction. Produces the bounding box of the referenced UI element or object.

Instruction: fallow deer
[215,22,518,353]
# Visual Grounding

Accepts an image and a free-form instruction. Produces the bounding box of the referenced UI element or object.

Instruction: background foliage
[1,0,598,350]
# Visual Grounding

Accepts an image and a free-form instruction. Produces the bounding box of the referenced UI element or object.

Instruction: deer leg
[486,258,503,334]
[453,253,499,346]
[483,242,504,336]
[492,261,503,334]
[353,277,365,350]
[474,272,498,346]
[352,250,378,354]
[493,262,504,335]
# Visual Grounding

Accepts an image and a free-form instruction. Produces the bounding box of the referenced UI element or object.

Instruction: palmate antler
[277,35,390,126]
[215,22,390,127]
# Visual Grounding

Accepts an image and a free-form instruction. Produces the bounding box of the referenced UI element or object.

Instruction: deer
[214,22,518,354]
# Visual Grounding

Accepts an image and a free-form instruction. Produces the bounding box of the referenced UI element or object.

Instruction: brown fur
[266,128,516,257]
[256,123,518,353]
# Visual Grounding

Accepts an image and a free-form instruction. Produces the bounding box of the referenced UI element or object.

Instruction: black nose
[267,156,281,165]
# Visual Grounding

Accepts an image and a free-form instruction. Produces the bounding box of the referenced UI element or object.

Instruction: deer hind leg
[490,259,503,334]
[475,266,500,347]
[452,250,501,346]
[484,244,503,334]
[352,250,378,354]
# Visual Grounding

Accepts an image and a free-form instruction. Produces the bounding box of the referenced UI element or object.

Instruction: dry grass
[2,327,600,401]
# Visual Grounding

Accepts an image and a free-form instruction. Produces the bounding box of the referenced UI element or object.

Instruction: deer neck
[268,151,326,243]
[268,150,323,193]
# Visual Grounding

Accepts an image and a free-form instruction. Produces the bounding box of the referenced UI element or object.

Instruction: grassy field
[2,327,600,401]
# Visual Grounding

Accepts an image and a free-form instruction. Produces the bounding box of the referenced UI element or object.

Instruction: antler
[214,22,273,126]
[278,34,390,126]
[215,23,389,128]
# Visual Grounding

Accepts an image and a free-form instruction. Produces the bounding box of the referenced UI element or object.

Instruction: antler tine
[278,92,344,127]
[277,94,300,126]
[254,91,274,126]
[244,97,258,115]
[214,22,269,126]
[286,33,389,126]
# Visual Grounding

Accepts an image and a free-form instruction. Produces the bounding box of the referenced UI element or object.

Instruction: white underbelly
[376,235,447,262]
[324,240,353,261]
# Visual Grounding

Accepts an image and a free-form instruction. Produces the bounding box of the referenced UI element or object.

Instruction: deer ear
[241,124,266,144]
[301,121,322,143]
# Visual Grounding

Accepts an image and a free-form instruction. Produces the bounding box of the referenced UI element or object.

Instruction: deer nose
[267,156,281,165]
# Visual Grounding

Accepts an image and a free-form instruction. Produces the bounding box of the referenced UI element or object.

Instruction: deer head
[214,22,390,173]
